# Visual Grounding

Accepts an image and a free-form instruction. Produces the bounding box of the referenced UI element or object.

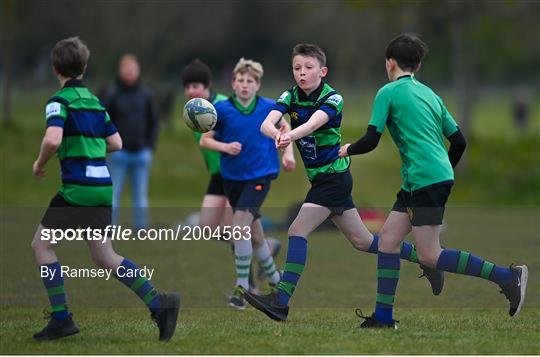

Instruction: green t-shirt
[190,92,228,176]
[369,75,459,192]
[45,79,117,206]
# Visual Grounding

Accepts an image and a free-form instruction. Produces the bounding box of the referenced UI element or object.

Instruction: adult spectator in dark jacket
[102,54,159,230]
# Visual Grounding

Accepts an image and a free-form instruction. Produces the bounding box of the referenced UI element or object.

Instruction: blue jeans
[108,148,153,230]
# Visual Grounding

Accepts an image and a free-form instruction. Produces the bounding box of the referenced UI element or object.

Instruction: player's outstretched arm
[277,110,329,149]
[106,132,123,153]
[340,125,382,157]
[33,126,63,178]
[200,130,242,156]
[260,110,284,140]
[446,129,467,168]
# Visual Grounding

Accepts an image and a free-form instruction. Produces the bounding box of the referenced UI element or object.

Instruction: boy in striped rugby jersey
[244,43,442,322]
[31,37,179,341]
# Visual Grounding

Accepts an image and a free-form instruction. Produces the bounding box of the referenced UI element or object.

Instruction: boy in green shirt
[341,34,528,328]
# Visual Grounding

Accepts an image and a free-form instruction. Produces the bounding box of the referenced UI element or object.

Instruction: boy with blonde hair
[201,58,295,308]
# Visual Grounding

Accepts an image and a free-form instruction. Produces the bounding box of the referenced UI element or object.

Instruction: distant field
[1,87,539,208]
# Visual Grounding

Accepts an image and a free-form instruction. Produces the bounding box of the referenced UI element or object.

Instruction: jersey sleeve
[273,90,292,114]
[319,93,344,119]
[104,111,118,137]
[368,87,391,134]
[440,100,459,138]
[45,100,68,128]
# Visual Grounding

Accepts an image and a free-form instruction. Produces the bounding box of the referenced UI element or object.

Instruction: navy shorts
[41,194,112,231]
[392,181,453,226]
[305,170,355,216]
[206,174,225,196]
[222,176,272,220]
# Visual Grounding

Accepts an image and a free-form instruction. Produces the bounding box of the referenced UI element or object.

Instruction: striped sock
[234,239,252,290]
[375,252,400,324]
[40,262,69,320]
[253,241,280,285]
[114,258,161,312]
[436,249,513,285]
[367,235,419,263]
[277,236,307,307]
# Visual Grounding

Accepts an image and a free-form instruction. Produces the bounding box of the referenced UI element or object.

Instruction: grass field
[0,87,539,354]
[2,308,539,354]
[1,208,538,354]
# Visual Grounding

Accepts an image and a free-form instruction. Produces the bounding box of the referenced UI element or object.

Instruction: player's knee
[31,238,51,253]
[349,236,371,251]
[91,252,114,269]
[378,229,401,251]
[30,239,40,252]
[287,224,305,237]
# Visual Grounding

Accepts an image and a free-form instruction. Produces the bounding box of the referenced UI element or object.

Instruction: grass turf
[1,307,539,354]
[1,208,538,354]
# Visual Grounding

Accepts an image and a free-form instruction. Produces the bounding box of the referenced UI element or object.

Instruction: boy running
[31,37,179,341]
[340,34,528,328]
[245,43,444,322]
[200,58,295,309]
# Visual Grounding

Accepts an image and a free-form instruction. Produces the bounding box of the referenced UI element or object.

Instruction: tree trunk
[450,1,474,173]
[1,0,15,128]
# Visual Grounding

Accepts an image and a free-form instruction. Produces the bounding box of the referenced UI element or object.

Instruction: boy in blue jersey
[340,34,528,328]
[201,58,296,309]
[31,37,179,341]
[181,60,280,292]
[244,43,443,322]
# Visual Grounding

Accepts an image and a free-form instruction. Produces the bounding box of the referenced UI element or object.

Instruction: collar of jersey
[397,74,412,81]
[297,81,325,104]
[230,94,258,115]
[208,91,217,104]
[63,79,85,88]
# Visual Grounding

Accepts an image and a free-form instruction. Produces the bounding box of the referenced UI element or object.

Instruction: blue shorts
[223,176,272,220]
[305,170,355,216]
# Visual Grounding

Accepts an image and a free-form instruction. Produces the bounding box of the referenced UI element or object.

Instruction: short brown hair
[50,36,90,78]
[232,58,264,82]
[292,43,326,67]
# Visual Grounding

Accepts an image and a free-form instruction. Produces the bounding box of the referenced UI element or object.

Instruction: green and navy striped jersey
[191,91,228,176]
[274,82,350,181]
[45,79,118,206]
[369,75,458,191]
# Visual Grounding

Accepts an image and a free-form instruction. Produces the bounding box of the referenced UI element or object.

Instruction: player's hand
[226,142,242,155]
[274,122,287,148]
[33,160,46,178]
[282,151,296,172]
[339,143,351,158]
[277,133,291,149]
